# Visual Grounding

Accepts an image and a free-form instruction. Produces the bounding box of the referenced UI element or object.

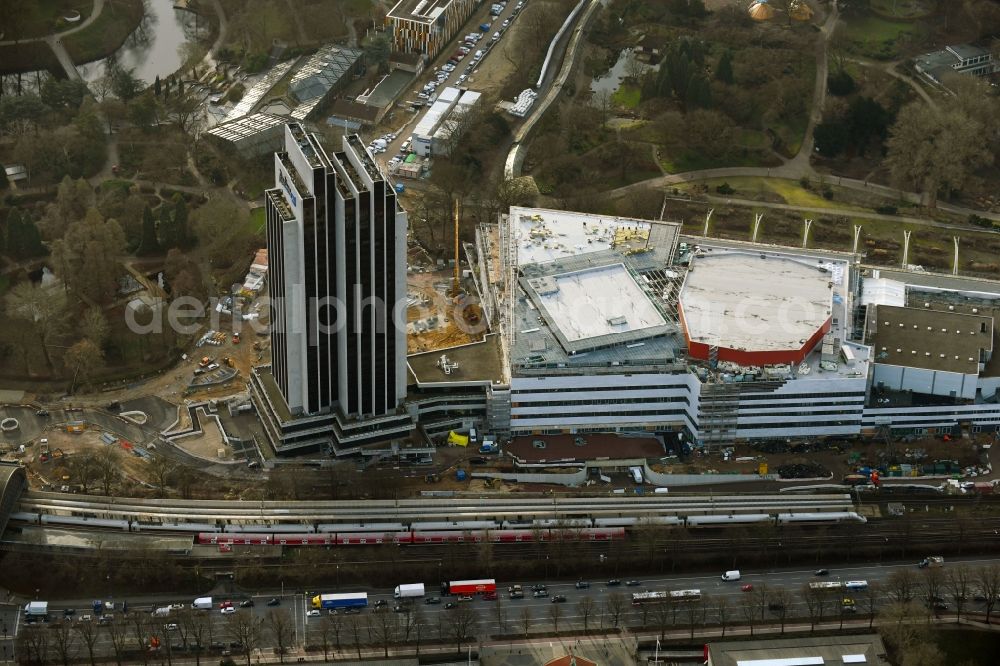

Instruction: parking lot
[368,0,529,170]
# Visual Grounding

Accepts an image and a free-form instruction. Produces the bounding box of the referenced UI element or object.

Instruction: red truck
[441,579,496,596]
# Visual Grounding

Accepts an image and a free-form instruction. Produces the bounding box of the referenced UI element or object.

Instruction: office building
[387,0,481,59]
[251,123,409,454]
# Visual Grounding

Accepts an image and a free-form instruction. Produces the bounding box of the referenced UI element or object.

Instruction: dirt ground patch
[171,408,235,461]
[20,428,153,490]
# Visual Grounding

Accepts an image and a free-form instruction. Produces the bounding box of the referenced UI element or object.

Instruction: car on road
[457,595,474,602]
[220,607,236,615]
[741,584,754,592]
[424,597,441,605]
[165,623,179,631]
[530,584,547,592]
[814,569,829,576]
[219,601,233,609]
[532,590,549,598]
[374,600,388,608]
[575,581,590,589]
[63,609,75,617]
[392,605,409,613]
[607,580,622,586]
[551,595,567,603]
[343,608,362,615]
[36,410,49,417]
[445,602,457,609]
[482,592,498,601]
[78,615,92,623]
[306,610,321,617]
[626,580,641,586]
[239,599,254,608]
[169,603,185,610]
[266,598,281,606]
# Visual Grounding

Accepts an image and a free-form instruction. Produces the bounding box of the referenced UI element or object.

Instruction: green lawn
[248,207,266,235]
[6,0,92,40]
[612,85,641,109]
[62,0,144,66]
[840,14,918,59]
[870,0,934,19]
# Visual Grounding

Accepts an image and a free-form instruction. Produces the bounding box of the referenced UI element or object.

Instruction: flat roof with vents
[869,305,992,374]
[388,0,456,22]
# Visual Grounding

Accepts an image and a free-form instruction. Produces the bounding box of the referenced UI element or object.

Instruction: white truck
[393,583,425,599]
[24,601,48,618]
[191,597,213,610]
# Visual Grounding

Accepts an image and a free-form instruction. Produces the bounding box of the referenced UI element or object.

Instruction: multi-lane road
[14,555,1000,659]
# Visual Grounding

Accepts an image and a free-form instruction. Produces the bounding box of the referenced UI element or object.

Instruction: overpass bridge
[0,463,27,537]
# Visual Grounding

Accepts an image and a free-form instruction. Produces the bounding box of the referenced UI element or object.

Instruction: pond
[590,47,655,96]
[77,0,209,85]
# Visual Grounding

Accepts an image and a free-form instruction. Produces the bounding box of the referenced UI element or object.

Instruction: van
[469,428,479,444]
[629,466,643,484]
[722,570,741,582]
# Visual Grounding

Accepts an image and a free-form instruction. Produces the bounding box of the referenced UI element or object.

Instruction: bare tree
[578,596,596,633]
[650,602,675,641]
[74,620,100,666]
[494,596,508,635]
[519,607,532,637]
[886,569,918,605]
[18,626,49,666]
[226,613,264,666]
[976,563,1000,624]
[146,454,178,497]
[50,620,78,666]
[450,605,479,653]
[605,592,626,628]
[716,596,731,637]
[181,609,211,665]
[319,613,342,659]
[264,609,295,662]
[802,585,821,632]
[921,566,945,607]
[860,583,880,631]
[128,612,151,666]
[346,614,366,660]
[943,566,970,623]
[94,445,123,496]
[547,602,564,632]
[769,588,791,634]
[368,609,396,657]
[741,596,758,636]
[686,597,708,639]
[107,617,130,666]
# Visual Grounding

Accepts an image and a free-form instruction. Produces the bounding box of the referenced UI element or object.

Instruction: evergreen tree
[715,50,734,84]
[154,75,161,97]
[172,193,189,247]
[136,205,160,256]
[6,208,47,259]
[158,204,173,247]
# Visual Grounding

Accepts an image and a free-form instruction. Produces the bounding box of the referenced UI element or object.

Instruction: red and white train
[196,526,626,547]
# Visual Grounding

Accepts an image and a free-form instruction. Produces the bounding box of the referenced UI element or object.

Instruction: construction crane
[452,198,461,296]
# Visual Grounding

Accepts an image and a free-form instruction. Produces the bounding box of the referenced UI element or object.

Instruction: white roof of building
[412,88,461,139]
[511,206,652,267]
[457,90,481,106]
[861,277,906,307]
[531,263,666,343]
[680,250,836,353]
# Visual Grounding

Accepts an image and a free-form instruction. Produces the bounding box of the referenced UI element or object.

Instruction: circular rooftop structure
[678,250,836,366]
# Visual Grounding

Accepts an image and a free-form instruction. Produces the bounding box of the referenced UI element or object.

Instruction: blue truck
[311,592,368,610]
